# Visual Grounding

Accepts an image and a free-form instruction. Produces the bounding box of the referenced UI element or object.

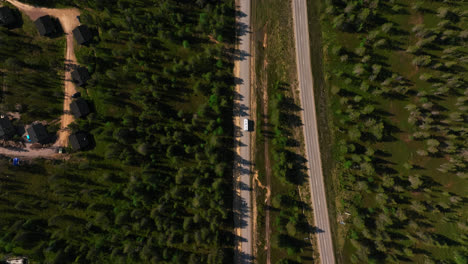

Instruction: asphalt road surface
[292,0,336,263]
[233,0,253,263]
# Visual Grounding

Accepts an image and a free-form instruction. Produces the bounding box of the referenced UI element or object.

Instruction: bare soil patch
[409,12,424,25]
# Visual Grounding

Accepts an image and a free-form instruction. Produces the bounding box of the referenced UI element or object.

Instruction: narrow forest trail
[3,0,80,150]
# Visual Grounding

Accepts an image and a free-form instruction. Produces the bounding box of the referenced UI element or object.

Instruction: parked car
[243,118,249,131]
[71,92,81,98]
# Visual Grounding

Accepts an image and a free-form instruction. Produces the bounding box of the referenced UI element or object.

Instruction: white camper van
[243,118,249,131]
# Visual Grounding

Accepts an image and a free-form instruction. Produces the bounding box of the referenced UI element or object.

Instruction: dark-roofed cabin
[0,117,15,139]
[0,6,16,27]
[70,98,90,118]
[71,66,90,87]
[27,123,49,144]
[72,25,92,45]
[34,15,55,36]
[69,132,90,150]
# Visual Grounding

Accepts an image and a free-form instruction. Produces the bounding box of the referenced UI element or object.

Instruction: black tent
[69,132,91,150]
[34,15,55,36]
[70,98,90,118]
[27,123,49,143]
[0,117,15,139]
[71,66,91,87]
[72,25,92,45]
[0,7,16,27]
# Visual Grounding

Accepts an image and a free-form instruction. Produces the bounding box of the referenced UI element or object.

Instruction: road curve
[292,0,336,263]
[233,0,253,263]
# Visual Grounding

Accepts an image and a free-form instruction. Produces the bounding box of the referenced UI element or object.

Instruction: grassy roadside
[251,12,268,257]
[305,0,342,262]
[252,0,318,263]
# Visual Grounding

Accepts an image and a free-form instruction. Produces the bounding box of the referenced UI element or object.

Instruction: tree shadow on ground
[285,150,308,185]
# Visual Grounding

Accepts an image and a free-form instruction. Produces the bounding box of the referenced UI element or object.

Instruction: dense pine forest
[320,0,467,263]
[0,0,236,263]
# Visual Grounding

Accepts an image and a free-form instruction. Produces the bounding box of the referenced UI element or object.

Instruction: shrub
[412,55,432,66]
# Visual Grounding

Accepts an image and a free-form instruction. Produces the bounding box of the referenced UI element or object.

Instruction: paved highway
[292,0,336,263]
[233,0,253,263]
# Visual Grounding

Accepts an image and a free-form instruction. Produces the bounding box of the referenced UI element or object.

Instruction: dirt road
[292,0,335,263]
[0,143,56,158]
[55,31,78,147]
[5,0,80,148]
[5,0,80,32]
